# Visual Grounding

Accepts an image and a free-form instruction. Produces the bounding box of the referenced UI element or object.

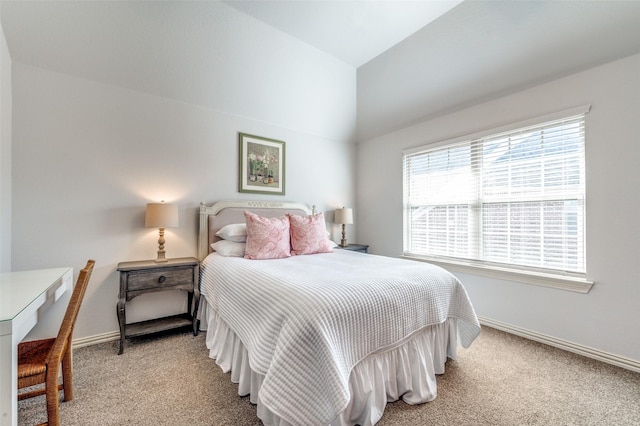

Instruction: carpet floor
[18,326,640,425]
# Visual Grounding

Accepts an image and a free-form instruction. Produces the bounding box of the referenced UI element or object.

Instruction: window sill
[401,255,594,293]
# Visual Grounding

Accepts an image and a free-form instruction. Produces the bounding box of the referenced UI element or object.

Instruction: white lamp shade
[334,207,353,225]
[145,203,179,228]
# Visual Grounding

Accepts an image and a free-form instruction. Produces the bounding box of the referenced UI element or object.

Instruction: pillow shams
[211,240,246,257]
[288,212,334,255]
[244,211,291,259]
[215,223,247,242]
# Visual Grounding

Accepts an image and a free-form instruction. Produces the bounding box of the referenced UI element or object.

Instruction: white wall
[1,1,357,143]
[356,54,640,363]
[11,14,356,341]
[0,15,11,272]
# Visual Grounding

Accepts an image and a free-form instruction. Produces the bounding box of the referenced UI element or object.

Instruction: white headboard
[198,200,314,260]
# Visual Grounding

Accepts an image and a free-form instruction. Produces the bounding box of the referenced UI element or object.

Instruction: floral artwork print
[247,144,279,185]
[239,133,285,195]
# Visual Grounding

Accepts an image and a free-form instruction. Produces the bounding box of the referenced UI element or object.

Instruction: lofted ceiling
[2,1,640,140]
[222,0,463,67]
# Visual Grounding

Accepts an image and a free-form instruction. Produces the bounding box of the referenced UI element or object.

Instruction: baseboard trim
[73,331,120,349]
[73,320,640,373]
[479,316,640,373]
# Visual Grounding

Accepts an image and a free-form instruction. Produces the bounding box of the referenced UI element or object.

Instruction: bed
[197,200,481,426]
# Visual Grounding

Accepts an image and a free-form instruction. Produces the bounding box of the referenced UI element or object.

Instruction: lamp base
[340,224,348,247]
[155,228,168,263]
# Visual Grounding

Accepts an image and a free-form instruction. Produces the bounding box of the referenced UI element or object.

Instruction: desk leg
[0,332,19,426]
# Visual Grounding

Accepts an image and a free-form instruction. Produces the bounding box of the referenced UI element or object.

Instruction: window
[403,106,589,283]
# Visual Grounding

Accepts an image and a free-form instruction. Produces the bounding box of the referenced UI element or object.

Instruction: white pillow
[211,240,246,257]
[215,223,247,242]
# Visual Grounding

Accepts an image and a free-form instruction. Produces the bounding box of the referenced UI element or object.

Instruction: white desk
[0,267,72,426]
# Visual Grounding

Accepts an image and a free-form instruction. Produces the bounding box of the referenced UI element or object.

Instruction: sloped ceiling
[222,0,463,67]
[2,1,640,141]
[357,0,640,140]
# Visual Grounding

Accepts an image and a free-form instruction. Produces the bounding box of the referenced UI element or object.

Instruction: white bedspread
[200,250,480,425]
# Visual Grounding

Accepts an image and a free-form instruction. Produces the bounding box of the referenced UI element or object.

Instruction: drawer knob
[158,275,166,283]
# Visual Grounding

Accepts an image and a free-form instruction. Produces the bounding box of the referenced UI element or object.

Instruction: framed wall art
[238,132,286,195]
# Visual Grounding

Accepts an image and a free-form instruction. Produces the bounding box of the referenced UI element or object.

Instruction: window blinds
[403,110,587,275]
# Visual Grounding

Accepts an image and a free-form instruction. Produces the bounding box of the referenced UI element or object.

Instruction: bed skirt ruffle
[202,299,459,426]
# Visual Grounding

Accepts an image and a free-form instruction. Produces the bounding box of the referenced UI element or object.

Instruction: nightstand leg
[117,301,126,355]
[192,292,201,336]
[192,264,201,336]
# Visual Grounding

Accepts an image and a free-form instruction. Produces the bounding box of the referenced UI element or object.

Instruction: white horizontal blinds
[481,116,585,272]
[403,112,586,274]
[403,141,478,260]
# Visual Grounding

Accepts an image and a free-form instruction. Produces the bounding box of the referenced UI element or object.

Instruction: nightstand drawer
[126,266,193,292]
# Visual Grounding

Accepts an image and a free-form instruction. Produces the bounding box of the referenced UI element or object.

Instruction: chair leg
[45,367,61,426]
[61,344,74,401]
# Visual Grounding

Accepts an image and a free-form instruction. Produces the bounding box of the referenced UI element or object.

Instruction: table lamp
[334,207,353,247]
[145,201,179,263]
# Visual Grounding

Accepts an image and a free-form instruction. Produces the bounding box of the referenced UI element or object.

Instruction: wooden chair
[17,259,96,426]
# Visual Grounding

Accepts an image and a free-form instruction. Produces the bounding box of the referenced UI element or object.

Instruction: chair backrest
[47,259,95,366]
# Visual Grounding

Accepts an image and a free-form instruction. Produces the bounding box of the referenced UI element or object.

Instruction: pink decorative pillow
[288,212,334,255]
[244,211,291,260]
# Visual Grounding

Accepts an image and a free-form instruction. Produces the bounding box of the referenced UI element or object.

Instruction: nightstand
[116,257,199,354]
[336,244,369,253]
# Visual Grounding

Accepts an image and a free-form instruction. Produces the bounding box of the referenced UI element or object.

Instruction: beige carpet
[18,326,640,425]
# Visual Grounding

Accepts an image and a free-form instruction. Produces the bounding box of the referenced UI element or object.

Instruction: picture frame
[238,132,286,195]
